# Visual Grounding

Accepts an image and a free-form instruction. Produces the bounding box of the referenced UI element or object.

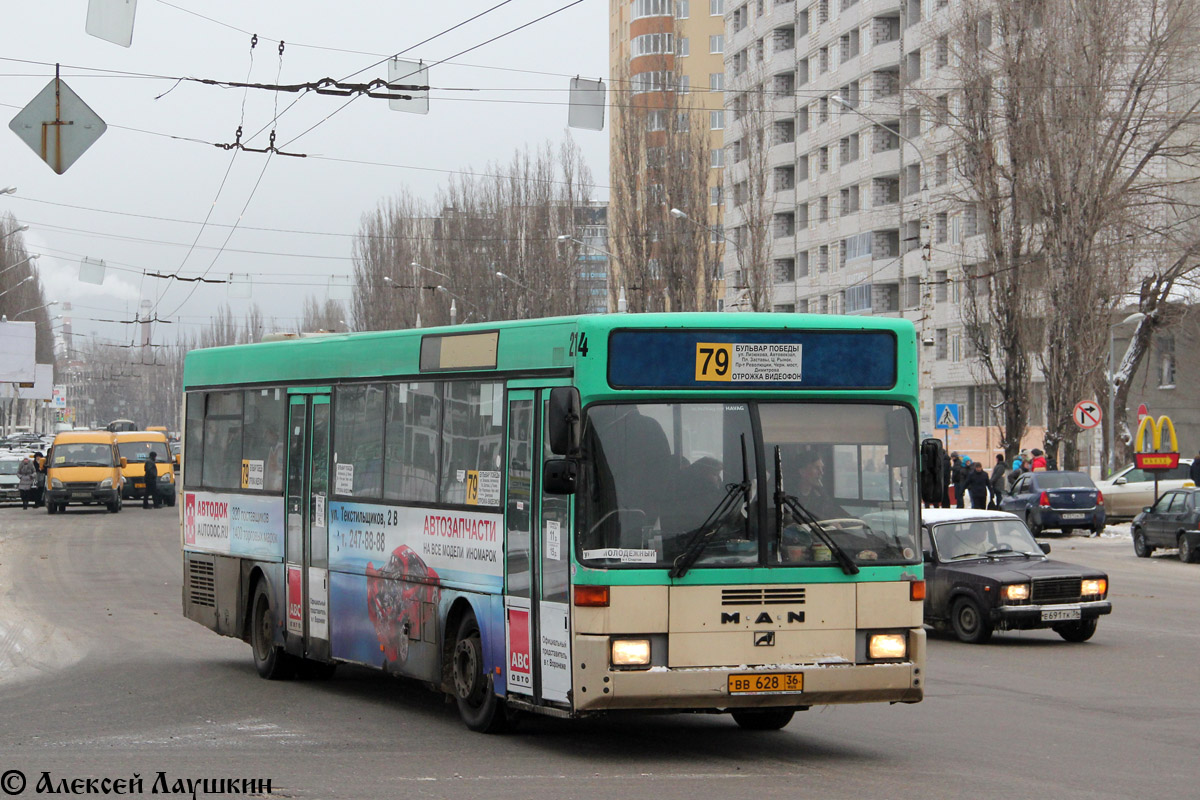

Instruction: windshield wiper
[669,435,752,579]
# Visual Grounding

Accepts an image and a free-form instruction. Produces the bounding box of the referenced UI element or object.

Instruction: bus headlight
[868,633,907,660]
[159,473,173,483]
[1003,583,1030,602]
[98,478,113,489]
[611,638,651,667]
[1081,578,1107,597]
[51,478,63,489]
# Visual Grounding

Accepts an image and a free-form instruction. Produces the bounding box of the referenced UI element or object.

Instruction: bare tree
[724,81,776,312]
[947,0,1200,468]
[609,60,721,312]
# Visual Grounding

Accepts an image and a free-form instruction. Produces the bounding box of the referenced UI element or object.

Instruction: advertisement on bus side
[182,491,285,560]
[327,501,503,591]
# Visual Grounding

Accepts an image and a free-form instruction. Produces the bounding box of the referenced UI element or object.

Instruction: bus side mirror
[548,387,581,456]
[543,458,578,495]
[120,457,128,468]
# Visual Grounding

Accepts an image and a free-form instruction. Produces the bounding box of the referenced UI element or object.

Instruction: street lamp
[1108,311,1146,476]
[1,225,29,242]
[495,271,531,291]
[13,303,56,318]
[0,254,38,277]
[0,187,15,196]
[0,275,34,299]
[412,261,451,280]
[557,234,625,312]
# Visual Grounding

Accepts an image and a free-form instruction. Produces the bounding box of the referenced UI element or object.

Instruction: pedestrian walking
[964,461,991,509]
[989,454,1007,509]
[950,453,967,509]
[1030,448,1047,471]
[143,451,161,509]
[17,457,37,509]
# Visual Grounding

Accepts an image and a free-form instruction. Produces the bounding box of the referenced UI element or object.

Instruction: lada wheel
[451,611,511,733]
[731,708,795,730]
[951,597,993,644]
[1132,529,1153,558]
[1054,618,1098,642]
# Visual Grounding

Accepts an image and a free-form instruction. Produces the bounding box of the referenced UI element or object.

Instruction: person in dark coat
[940,449,952,508]
[950,453,966,508]
[989,454,1007,508]
[143,451,161,508]
[964,461,991,509]
[1190,452,1200,486]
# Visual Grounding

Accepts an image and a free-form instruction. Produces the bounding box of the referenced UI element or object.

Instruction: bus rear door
[284,391,332,662]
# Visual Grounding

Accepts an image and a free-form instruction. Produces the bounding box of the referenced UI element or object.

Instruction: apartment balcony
[765,48,796,78]
[771,187,797,207]
[862,39,901,74]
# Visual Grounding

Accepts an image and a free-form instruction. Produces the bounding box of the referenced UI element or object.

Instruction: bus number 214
[568,332,589,358]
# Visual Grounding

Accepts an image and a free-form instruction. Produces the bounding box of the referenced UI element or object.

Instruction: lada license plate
[1041,607,1081,622]
[728,673,803,695]
[1061,513,1086,520]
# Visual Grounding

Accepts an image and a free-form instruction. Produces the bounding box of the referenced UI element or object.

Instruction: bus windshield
[52,443,116,467]
[579,402,919,569]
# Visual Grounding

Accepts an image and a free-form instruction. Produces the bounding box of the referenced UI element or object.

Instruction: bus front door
[283,392,332,662]
[503,388,571,708]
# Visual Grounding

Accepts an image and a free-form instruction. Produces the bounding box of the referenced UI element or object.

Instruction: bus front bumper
[571,630,925,712]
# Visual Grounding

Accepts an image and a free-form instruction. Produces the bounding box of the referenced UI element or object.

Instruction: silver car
[1096,459,1196,519]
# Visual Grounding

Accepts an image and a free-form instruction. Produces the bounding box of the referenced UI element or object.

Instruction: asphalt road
[0,504,1196,800]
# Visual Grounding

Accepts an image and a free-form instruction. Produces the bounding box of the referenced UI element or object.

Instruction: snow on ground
[1099,522,1132,540]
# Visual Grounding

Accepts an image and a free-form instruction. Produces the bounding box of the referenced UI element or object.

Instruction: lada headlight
[1081,578,1107,598]
[1002,583,1030,601]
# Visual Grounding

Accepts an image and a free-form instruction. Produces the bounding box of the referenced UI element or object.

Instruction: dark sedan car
[921,509,1112,643]
[1131,487,1200,562]
[999,470,1106,535]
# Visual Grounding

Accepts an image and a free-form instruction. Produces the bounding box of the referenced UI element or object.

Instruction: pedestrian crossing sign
[935,403,960,430]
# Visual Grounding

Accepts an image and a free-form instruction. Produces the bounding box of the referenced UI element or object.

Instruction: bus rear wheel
[251,582,296,680]
[452,611,511,733]
[731,708,795,730]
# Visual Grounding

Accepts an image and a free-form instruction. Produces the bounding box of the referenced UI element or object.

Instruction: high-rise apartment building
[609,0,728,308]
[723,0,1013,436]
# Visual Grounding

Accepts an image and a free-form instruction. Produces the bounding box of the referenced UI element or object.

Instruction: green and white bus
[180,312,925,732]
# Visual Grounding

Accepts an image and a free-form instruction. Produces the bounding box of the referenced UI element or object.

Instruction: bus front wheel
[251,582,296,680]
[731,708,795,730]
[452,611,511,733]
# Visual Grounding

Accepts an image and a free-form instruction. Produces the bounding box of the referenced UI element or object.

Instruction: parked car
[0,456,22,504]
[999,470,1105,535]
[1131,487,1200,562]
[1096,459,1195,519]
[921,508,1111,643]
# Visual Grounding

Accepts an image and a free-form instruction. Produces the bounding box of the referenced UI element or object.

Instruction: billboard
[0,320,36,382]
[0,363,54,400]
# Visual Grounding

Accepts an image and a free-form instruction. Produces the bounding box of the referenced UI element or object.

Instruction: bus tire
[251,582,296,680]
[108,496,121,513]
[47,502,57,515]
[731,708,795,730]
[452,611,510,733]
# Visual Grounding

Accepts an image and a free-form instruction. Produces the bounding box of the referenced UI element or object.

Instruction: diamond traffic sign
[9,77,107,174]
[1073,400,1102,430]
[934,403,960,430]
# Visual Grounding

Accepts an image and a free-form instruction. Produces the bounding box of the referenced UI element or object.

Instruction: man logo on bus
[184,493,196,544]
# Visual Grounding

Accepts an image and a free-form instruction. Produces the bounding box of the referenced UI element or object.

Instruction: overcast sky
[1,0,609,345]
